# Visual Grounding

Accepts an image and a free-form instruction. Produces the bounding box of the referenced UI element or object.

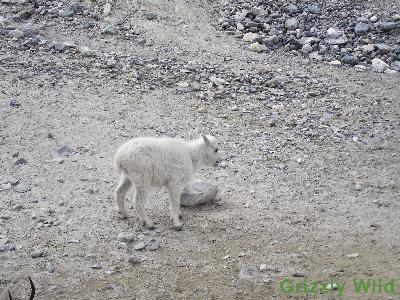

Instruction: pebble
[242,32,259,43]
[371,58,389,73]
[128,255,142,264]
[133,242,146,250]
[9,100,21,107]
[249,42,264,52]
[355,182,363,191]
[31,249,46,258]
[354,22,369,35]
[146,239,160,251]
[103,25,116,35]
[14,182,31,193]
[80,46,96,57]
[58,9,74,18]
[239,266,257,280]
[14,157,27,165]
[103,3,112,17]
[285,18,298,30]
[57,144,74,156]
[117,232,135,243]
[301,44,313,54]
[47,263,56,273]
[0,183,12,191]
[91,262,103,269]
[346,253,360,258]
[12,204,23,210]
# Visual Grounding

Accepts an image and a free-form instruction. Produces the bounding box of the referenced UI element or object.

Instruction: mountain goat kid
[114,135,221,230]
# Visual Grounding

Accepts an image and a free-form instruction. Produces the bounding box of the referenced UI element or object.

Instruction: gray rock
[31,249,46,258]
[362,44,375,55]
[128,255,141,264]
[372,58,389,72]
[9,100,20,108]
[8,29,24,39]
[356,16,369,23]
[355,22,369,35]
[14,158,27,165]
[144,12,157,20]
[302,44,313,54]
[342,55,359,66]
[57,144,74,156]
[180,180,219,206]
[379,22,397,32]
[390,61,400,71]
[325,28,347,45]
[0,182,12,191]
[103,25,116,35]
[53,43,66,52]
[58,9,74,18]
[14,182,31,193]
[91,262,103,269]
[146,239,159,251]
[285,18,298,30]
[117,232,135,243]
[283,4,299,14]
[133,242,146,250]
[375,43,393,53]
[269,112,278,127]
[239,266,257,280]
[106,58,117,68]
[47,263,56,273]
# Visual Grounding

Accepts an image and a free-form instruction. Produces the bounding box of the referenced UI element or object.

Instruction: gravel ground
[1,0,399,299]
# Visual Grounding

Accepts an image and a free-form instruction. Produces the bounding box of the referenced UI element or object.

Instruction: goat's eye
[214,149,218,153]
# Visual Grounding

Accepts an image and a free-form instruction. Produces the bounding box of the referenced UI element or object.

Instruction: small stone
[269,112,278,127]
[249,42,264,52]
[372,58,389,73]
[325,28,347,45]
[144,12,157,20]
[128,255,141,264]
[57,144,74,156]
[328,60,342,66]
[285,18,298,30]
[14,158,27,165]
[190,82,201,91]
[103,25,116,35]
[0,183,12,191]
[177,81,190,88]
[342,55,359,66]
[222,255,230,260]
[47,263,56,273]
[292,272,305,277]
[301,44,313,54]
[91,263,103,269]
[326,283,338,290]
[117,232,135,243]
[9,100,21,107]
[355,182,362,191]
[236,23,244,31]
[79,46,96,57]
[146,239,160,251]
[197,106,208,113]
[379,22,397,32]
[12,204,23,210]
[133,242,146,250]
[370,16,378,22]
[8,30,24,39]
[239,266,257,280]
[31,249,46,258]
[346,253,360,258]
[14,182,31,193]
[355,22,369,35]
[362,44,375,55]
[103,3,112,17]
[58,9,74,18]
[106,58,117,68]
[260,264,267,271]
[243,32,259,43]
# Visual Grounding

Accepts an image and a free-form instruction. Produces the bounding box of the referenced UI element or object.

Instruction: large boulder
[180,180,219,206]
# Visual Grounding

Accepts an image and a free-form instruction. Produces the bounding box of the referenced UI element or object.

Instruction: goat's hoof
[118,212,128,219]
[143,221,155,230]
[172,223,183,231]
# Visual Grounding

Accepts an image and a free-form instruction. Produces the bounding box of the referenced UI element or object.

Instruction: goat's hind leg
[167,183,184,231]
[115,171,132,218]
[134,182,154,229]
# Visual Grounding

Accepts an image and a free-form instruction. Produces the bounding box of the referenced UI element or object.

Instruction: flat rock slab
[180,180,219,207]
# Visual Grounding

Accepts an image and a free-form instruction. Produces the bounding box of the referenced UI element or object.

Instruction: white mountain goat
[114,135,221,230]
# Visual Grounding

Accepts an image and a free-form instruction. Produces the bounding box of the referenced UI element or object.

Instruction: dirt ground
[1,0,399,299]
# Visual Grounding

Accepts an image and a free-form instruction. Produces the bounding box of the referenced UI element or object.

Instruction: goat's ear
[202,135,211,145]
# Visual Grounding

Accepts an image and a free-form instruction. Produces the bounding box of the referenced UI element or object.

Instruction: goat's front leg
[167,184,183,231]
